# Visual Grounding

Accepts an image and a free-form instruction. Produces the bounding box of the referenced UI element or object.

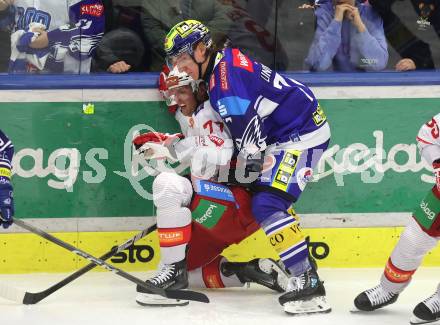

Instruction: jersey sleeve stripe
[0,140,12,152]
[416,136,434,145]
[0,161,11,169]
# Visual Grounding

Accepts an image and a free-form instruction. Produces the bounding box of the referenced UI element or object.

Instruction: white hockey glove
[132,132,183,161]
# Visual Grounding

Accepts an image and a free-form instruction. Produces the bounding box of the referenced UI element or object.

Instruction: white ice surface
[0,268,439,325]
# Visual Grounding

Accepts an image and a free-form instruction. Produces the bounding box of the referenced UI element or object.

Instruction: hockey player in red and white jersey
[132,67,289,306]
[354,114,440,324]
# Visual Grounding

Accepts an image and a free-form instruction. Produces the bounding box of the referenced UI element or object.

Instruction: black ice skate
[353,285,399,312]
[221,258,289,292]
[410,292,440,324]
[278,268,331,315]
[136,259,189,307]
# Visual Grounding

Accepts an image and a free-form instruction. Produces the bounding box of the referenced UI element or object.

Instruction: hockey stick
[10,219,209,304]
[0,223,157,305]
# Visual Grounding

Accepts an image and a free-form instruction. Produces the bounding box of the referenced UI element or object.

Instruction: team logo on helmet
[165,67,198,92]
[166,76,179,89]
[164,19,212,59]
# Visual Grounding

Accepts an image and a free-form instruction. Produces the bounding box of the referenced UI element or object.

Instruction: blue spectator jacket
[305,0,388,71]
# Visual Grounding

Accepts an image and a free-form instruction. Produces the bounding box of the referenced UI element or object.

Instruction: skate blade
[349,305,374,313]
[136,293,189,307]
[284,296,332,315]
[410,315,439,325]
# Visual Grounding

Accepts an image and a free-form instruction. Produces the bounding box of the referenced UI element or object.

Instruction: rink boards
[1,226,440,273]
[1,75,440,273]
[1,86,440,219]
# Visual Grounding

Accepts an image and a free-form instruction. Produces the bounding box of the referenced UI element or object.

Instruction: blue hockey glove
[0,184,13,229]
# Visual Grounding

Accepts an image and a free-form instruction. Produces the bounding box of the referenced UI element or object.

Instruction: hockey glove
[133,132,183,161]
[17,22,47,52]
[0,183,13,229]
[133,132,183,149]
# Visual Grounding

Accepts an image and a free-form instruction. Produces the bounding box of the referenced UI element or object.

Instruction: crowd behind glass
[0,0,438,74]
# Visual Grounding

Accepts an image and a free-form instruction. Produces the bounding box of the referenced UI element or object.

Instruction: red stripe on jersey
[202,256,225,288]
[158,224,192,247]
[416,136,433,145]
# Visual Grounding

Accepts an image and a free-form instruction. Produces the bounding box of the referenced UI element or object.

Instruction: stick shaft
[23,224,157,304]
[14,219,162,292]
[13,219,208,303]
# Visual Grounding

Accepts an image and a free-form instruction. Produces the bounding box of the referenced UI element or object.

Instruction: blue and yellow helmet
[164,20,212,60]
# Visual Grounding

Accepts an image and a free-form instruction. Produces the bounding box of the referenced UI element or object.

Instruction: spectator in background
[0,0,105,74]
[92,27,145,73]
[218,0,289,70]
[305,0,388,71]
[102,0,152,72]
[141,0,288,70]
[0,0,12,72]
[242,0,276,29]
[141,0,231,70]
[370,0,439,71]
[0,30,10,72]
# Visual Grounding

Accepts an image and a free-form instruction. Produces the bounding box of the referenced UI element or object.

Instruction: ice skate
[410,291,440,324]
[353,284,399,312]
[278,268,331,315]
[221,258,289,292]
[136,259,189,307]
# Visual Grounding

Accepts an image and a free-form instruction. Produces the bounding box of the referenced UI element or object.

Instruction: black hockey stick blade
[13,219,209,304]
[164,288,209,303]
[21,224,157,304]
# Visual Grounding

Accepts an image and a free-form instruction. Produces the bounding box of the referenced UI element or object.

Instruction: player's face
[170,85,197,116]
[171,44,208,80]
[170,53,199,80]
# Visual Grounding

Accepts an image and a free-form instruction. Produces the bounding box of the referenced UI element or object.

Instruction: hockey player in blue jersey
[164,19,331,315]
[0,0,104,73]
[0,129,14,229]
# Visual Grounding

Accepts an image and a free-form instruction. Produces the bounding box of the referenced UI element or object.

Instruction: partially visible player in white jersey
[134,66,234,182]
[354,113,440,324]
[132,68,289,306]
[168,66,234,182]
